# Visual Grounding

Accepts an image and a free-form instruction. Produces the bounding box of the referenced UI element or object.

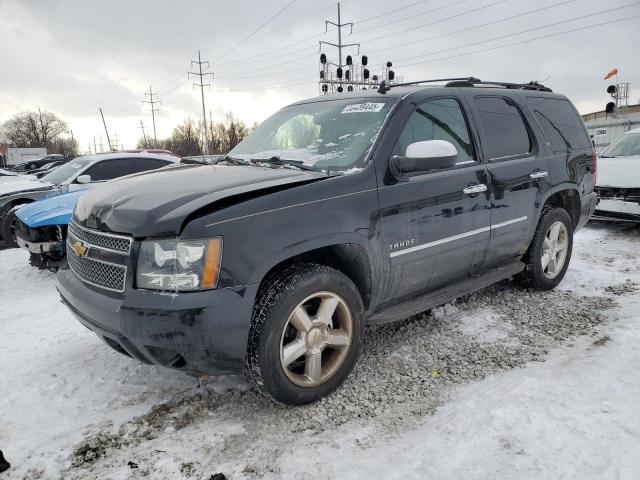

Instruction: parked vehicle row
[0,151,178,267]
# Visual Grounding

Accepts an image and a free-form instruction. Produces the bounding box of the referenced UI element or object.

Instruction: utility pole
[320,3,359,68]
[142,85,160,147]
[139,120,148,148]
[88,143,92,155]
[112,132,119,151]
[189,50,214,154]
[99,108,112,152]
[93,136,97,154]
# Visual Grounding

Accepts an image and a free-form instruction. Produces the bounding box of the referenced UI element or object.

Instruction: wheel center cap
[307,327,325,348]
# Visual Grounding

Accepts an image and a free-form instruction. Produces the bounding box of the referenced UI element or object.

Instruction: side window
[130,158,171,174]
[475,97,532,160]
[83,159,132,182]
[397,98,474,164]
[526,97,591,152]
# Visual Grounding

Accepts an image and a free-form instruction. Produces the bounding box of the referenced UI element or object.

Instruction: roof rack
[377,77,552,93]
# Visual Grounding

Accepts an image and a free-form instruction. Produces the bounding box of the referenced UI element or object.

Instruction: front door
[469,95,550,268]
[377,96,491,305]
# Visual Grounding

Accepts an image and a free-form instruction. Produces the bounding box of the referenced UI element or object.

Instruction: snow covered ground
[1,224,639,479]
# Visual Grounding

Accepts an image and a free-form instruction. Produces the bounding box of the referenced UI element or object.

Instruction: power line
[214,10,638,92]
[383,3,640,68]
[142,85,160,147]
[356,0,433,25]
[358,0,578,56]
[396,12,640,69]
[139,120,148,148]
[248,1,337,42]
[320,2,360,68]
[355,0,507,44]
[189,50,214,154]
[212,0,299,64]
[217,0,511,80]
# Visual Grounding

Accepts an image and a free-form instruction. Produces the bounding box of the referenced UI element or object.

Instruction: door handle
[463,184,487,195]
[529,170,549,180]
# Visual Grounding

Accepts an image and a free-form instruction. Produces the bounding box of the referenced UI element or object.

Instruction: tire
[517,207,573,290]
[245,263,364,405]
[0,206,21,248]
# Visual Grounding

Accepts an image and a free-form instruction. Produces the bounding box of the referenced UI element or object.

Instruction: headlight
[137,237,223,291]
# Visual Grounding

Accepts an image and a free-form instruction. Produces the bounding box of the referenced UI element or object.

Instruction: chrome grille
[67,250,126,292]
[68,220,132,253]
[67,220,131,292]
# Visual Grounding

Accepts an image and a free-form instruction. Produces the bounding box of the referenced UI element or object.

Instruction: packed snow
[1,223,639,479]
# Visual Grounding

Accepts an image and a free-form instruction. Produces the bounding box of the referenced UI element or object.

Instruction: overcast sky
[0,0,638,152]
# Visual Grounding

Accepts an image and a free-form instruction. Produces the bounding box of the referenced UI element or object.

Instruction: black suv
[56,78,597,405]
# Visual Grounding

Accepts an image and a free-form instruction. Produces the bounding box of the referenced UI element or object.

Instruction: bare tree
[207,113,254,154]
[163,118,203,157]
[49,136,79,158]
[2,110,68,148]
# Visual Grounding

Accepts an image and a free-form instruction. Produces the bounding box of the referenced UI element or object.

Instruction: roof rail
[377,77,480,93]
[377,77,552,93]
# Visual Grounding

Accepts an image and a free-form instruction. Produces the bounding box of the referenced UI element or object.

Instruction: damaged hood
[16,189,87,228]
[0,178,53,197]
[74,164,325,236]
[596,156,640,188]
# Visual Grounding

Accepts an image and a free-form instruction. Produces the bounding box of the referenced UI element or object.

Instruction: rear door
[377,95,491,304]
[469,94,550,268]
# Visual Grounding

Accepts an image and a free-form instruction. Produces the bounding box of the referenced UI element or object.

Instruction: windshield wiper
[217,155,251,165]
[250,156,316,171]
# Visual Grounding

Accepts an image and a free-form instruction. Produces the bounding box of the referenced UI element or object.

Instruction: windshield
[229,98,396,173]
[601,133,640,157]
[40,158,91,184]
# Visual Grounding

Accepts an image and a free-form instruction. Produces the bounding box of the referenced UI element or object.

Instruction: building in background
[582,104,640,148]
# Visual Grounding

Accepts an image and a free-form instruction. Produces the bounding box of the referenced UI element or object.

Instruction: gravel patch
[63,279,618,479]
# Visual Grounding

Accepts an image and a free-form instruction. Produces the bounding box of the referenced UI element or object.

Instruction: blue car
[15,189,85,269]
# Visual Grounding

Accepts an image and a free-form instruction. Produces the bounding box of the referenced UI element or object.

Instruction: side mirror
[390,140,458,181]
[76,174,91,184]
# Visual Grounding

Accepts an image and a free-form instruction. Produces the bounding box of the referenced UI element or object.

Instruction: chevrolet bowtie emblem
[72,241,88,257]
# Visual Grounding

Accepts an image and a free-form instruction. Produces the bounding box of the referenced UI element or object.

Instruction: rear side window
[396,97,475,164]
[526,97,591,152]
[130,158,171,174]
[475,97,532,160]
[84,159,133,182]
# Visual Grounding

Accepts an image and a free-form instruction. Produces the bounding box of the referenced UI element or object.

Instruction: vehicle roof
[289,84,566,106]
[72,151,179,163]
[625,127,640,134]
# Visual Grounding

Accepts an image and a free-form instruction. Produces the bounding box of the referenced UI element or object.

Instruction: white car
[594,127,640,221]
[0,151,178,246]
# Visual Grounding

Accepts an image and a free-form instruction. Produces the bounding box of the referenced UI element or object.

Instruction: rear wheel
[518,207,573,290]
[246,264,363,405]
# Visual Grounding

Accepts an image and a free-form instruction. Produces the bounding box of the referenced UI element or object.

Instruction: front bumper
[56,268,259,375]
[593,198,640,222]
[16,233,62,254]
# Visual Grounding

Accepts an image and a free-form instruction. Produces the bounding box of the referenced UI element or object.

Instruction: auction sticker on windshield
[341,103,385,114]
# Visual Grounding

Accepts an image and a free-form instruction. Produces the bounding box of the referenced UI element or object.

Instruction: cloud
[0,0,638,151]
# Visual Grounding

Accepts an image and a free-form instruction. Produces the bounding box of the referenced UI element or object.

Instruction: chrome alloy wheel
[279,291,353,387]
[541,221,569,279]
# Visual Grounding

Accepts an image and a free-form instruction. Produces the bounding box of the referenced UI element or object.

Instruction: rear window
[526,97,591,152]
[475,97,532,160]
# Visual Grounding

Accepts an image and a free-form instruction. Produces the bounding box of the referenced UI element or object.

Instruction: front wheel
[0,206,21,248]
[517,207,573,290]
[245,264,364,405]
